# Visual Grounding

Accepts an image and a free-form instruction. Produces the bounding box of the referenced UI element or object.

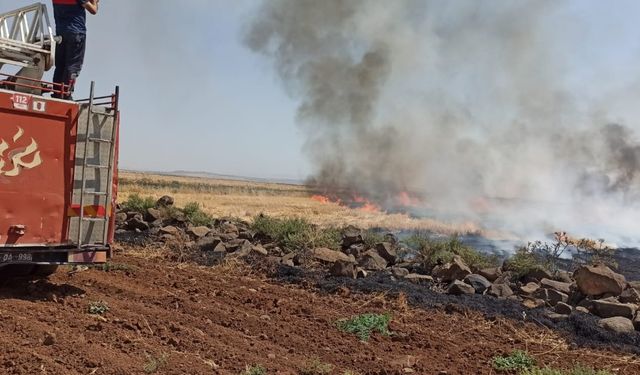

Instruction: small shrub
[241,365,267,375]
[299,358,332,375]
[505,248,549,279]
[87,301,109,315]
[251,214,340,252]
[182,201,214,226]
[143,353,168,374]
[121,193,156,213]
[362,230,385,248]
[93,262,134,272]
[572,238,617,269]
[493,350,536,372]
[336,313,391,341]
[404,232,498,269]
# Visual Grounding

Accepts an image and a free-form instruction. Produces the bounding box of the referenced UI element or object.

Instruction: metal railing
[0,3,56,69]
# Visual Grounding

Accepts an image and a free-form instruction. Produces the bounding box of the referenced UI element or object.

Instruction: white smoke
[245,0,640,247]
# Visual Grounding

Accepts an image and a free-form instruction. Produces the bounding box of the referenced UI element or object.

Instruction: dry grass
[118,171,481,233]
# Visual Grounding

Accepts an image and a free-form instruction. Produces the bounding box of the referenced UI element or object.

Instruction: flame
[360,201,381,213]
[0,127,42,177]
[311,194,331,204]
[396,191,421,206]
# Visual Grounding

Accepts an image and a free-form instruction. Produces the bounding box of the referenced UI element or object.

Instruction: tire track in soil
[0,254,638,375]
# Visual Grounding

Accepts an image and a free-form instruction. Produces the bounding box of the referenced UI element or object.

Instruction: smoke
[245,0,640,246]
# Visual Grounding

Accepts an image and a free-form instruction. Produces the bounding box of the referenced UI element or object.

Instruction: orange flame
[397,191,421,206]
[311,194,331,204]
[360,202,381,213]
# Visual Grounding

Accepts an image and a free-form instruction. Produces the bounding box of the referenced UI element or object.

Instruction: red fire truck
[0,3,119,276]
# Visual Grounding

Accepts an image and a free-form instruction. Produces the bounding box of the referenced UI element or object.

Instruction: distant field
[118,171,480,233]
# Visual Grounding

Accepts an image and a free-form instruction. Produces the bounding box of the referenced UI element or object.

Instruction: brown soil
[0,252,638,375]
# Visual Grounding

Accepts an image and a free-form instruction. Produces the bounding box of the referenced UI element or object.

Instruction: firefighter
[51,0,99,99]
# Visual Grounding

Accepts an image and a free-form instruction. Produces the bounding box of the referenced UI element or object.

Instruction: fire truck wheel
[31,265,59,277]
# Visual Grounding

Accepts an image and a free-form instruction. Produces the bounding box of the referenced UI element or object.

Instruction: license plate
[0,253,33,263]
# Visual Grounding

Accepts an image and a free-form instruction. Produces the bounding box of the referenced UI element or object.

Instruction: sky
[3,0,640,182]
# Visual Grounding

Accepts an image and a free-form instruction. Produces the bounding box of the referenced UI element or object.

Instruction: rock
[115,212,127,224]
[341,226,363,247]
[573,264,626,297]
[126,217,149,231]
[524,268,553,282]
[478,267,502,282]
[487,283,514,298]
[634,313,640,331]
[522,298,545,309]
[619,288,640,304]
[447,280,476,295]
[344,243,366,257]
[225,239,252,254]
[591,299,637,319]
[540,278,572,294]
[358,249,388,271]
[520,282,540,295]
[534,288,568,306]
[156,195,174,207]
[375,242,397,265]
[432,256,471,282]
[554,270,573,283]
[43,332,56,346]
[598,317,635,334]
[463,274,492,294]
[391,267,410,278]
[356,267,368,278]
[546,312,569,323]
[251,244,268,256]
[575,306,590,314]
[404,274,434,284]
[187,226,210,239]
[329,261,356,278]
[238,230,256,241]
[554,302,573,315]
[219,222,239,235]
[197,237,223,252]
[145,207,163,222]
[310,248,355,264]
[160,226,180,236]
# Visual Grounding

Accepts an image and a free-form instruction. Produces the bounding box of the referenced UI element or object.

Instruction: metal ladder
[0,2,56,69]
[76,82,119,249]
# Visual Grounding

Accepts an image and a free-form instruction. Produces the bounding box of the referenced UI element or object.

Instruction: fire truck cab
[0,3,119,276]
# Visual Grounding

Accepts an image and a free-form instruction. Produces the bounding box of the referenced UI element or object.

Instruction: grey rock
[540,278,572,294]
[145,207,163,222]
[358,249,388,271]
[619,288,640,304]
[546,312,569,323]
[251,244,268,256]
[330,260,356,278]
[478,267,502,282]
[391,267,410,278]
[592,299,637,319]
[404,274,434,284]
[447,280,476,295]
[598,317,635,334]
[126,217,149,231]
[554,302,573,315]
[432,255,471,282]
[187,226,210,239]
[310,248,355,264]
[487,283,514,298]
[375,242,397,265]
[341,226,363,247]
[520,282,540,295]
[575,306,590,314]
[160,226,181,236]
[463,274,492,294]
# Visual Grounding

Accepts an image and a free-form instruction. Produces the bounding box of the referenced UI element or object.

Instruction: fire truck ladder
[74,82,119,250]
[0,3,56,69]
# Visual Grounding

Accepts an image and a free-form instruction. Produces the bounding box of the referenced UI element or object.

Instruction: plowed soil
[1,251,638,375]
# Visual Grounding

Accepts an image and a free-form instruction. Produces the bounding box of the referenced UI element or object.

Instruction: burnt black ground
[271,264,640,355]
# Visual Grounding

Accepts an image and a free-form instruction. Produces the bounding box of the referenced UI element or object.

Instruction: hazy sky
[3,0,640,181]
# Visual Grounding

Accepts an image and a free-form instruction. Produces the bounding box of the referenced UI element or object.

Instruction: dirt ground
[0,251,638,375]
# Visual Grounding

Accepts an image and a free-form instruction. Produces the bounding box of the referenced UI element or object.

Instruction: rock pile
[115,197,640,335]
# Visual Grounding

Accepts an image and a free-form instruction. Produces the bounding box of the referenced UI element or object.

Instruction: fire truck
[0,3,119,276]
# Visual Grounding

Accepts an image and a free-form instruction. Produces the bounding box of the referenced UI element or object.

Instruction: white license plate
[0,253,33,263]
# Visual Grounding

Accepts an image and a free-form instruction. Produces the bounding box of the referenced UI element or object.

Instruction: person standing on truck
[51,0,99,99]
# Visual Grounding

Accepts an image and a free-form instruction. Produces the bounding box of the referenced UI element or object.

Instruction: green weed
[143,353,168,374]
[183,201,214,226]
[87,301,109,315]
[251,214,341,252]
[336,313,391,341]
[493,350,536,372]
[404,232,499,270]
[121,193,156,213]
[241,365,267,375]
[298,358,333,375]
